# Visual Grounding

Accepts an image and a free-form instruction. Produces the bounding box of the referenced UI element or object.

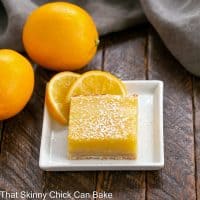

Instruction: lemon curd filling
[67,95,138,159]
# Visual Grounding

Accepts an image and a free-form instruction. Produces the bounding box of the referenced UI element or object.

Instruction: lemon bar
[67,95,138,159]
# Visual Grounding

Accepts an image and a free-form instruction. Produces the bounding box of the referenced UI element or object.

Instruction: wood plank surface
[0,24,199,200]
[43,46,103,200]
[0,67,46,199]
[0,122,3,153]
[103,27,147,80]
[194,77,200,200]
[147,28,196,199]
[95,27,147,200]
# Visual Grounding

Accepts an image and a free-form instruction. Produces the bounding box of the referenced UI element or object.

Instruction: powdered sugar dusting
[68,95,138,140]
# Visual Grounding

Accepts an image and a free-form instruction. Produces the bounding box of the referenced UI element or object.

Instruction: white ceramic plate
[39,80,164,171]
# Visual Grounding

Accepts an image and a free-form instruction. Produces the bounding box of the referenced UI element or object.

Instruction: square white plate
[39,80,164,171]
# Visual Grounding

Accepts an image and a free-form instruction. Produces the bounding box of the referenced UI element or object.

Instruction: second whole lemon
[23,2,99,71]
[0,49,34,120]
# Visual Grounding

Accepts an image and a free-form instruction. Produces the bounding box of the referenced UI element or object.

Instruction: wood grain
[0,122,3,153]
[95,27,147,200]
[147,28,196,200]
[43,46,103,200]
[103,27,147,80]
[0,25,199,200]
[0,67,46,199]
[194,77,200,200]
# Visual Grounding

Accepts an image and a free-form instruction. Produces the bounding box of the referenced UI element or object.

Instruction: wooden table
[0,24,199,200]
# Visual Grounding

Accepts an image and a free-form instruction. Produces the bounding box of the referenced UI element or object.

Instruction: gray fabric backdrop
[0,0,199,77]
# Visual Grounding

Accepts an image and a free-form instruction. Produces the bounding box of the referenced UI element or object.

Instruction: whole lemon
[0,49,34,120]
[23,2,99,71]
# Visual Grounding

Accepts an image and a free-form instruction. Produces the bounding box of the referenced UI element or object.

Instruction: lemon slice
[66,70,127,102]
[46,72,80,124]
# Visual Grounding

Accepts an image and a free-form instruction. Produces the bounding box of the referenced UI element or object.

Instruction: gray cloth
[0,0,200,77]
[0,0,145,51]
[141,0,200,77]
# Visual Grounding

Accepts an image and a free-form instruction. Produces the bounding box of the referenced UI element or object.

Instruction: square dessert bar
[67,94,138,160]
